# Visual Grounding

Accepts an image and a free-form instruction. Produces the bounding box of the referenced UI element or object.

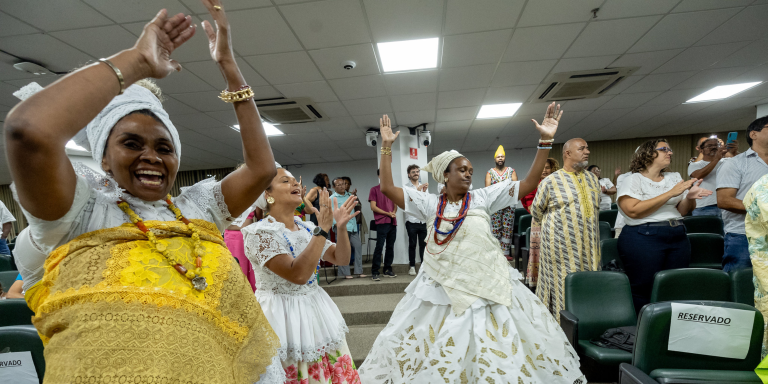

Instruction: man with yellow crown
[485,145,518,258]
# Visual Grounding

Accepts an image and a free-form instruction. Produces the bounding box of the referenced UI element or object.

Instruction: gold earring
[266,196,275,204]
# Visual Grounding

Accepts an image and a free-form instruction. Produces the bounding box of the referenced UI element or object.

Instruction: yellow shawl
[25,219,279,384]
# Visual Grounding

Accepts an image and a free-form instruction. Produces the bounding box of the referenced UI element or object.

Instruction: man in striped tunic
[531,138,601,319]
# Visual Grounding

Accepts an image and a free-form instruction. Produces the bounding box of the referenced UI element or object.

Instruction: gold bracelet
[219,86,254,103]
[538,138,555,144]
[99,58,125,95]
[380,147,392,156]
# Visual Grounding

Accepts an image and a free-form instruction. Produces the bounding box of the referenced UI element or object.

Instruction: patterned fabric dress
[530,169,601,320]
[523,182,543,288]
[488,167,515,258]
[744,173,768,358]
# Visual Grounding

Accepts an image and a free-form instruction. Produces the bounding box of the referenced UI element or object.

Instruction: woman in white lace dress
[4,2,284,383]
[242,167,362,384]
[358,108,587,384]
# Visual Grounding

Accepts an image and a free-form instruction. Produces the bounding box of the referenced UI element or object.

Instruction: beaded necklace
[432,192,471,246]
[117,195,208,291]
[267,217,321,285]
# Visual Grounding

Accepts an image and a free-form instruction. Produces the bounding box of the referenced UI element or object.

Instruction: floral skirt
[281,340,360,384]
[491,207,515,257]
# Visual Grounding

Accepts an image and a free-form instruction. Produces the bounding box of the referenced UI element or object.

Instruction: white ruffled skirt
[358,267,586,384]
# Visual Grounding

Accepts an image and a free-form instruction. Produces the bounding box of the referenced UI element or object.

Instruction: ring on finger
[214,5,222,10]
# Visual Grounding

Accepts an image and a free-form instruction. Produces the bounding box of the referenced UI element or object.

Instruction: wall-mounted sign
[410,147,417,159]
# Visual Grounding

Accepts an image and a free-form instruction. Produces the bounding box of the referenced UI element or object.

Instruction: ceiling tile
[603,75,644,95]
[315,116,358,132]
[279,0,370,49]
[599,92,660,109]
[438,88,487,109]
[551,56,619,73]
[644,88,708,106]
[3,76,59,90]
[390,93,437,112]
[155,70,215,94]
[483,85,538,104]
[183,58,268,89]
[672,67,752,90]
[172,112,229,131]
[363,0,443,42]
[441,29,512,68]
[628,8,741,53]
[503,23,585,62]
[353,113,392,128]
[711,40,768,69]
[696,5,768,46]
[438,64,496,92]
[0,82,21,107]
[180,0,272,13]
[491,60,557,87]
[308,44,380,80]
[444,0,525,35]
[0,0,114,31]
[608,49,685,75]
[434,120,473,132]
[244,51,323,85]
[0,34,92,73]
[623,72,697,94]
[437,107,479,122]
[653,41,750,73]
[0,11,39,37]
[0,52,54,81]
[275,81,338,102]
[383,70,438,95]
[673,0,752,13]
[395,109,436,125]
[342,96,392,115]
[328,75,387,100]
[225,8,303,56]
[51,25,138,59]
[314,101,349,117]
[171,91,242,112]
[517,0,605,28]
[165,96,204,115]
[204,111,239,127]
[598,0,679,19]
[83,0,190,23]
[564,16,661,58]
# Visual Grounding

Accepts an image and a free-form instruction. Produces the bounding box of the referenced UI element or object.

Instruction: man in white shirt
[688,137,737,217]
[0,200,16,255]
[403,165,428,276]
[587,165,615,210]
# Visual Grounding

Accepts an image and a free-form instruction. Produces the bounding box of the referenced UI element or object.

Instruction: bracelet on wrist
[99,58,125,95]
[381,147,392,156]
[538,138,555,144]
[219,85,254,103]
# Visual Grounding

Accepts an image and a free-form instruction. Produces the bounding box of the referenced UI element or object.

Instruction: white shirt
[598,178,615,210]
[688,159,727,208]
[403,179,425,224]
[716,148,768,235]
[0,200,16,225]
[617,172,688,226]
[614,172,632,230]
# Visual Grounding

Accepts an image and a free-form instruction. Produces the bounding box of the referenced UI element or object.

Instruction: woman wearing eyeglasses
[617,139,712,313]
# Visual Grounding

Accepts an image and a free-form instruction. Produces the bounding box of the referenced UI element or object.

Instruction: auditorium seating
[599,221,613,241]
[0,254,14,272]
[0,299,35,327]
[600,238,625,270]
[519,227,530,276]
[611,203,618,211]
[599,209,618,228]
[561,271,636,381]
[0,325,45,383]
[683,216,724,236]
[0,270,17,293]
[730,268,754,306]
[512,214,531,265]
[619,301,762,383]
[512,207,528,234]
[687,233,724,269]
[650,269,731,303]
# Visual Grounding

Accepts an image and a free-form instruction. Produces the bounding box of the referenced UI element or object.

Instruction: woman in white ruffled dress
[358,106,587,384]
[242,165,362,384]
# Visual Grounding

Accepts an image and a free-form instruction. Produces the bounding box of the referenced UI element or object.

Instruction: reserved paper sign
[668,303,755,359]
[0,351,38,384]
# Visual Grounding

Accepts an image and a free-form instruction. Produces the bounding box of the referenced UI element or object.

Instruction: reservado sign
[668,303,754,359]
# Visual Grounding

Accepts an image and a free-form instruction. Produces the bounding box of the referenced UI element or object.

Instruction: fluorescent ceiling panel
[378,38,439,72]
[476,103,522,119]
[233,123,284,136]
[685,82,762,103]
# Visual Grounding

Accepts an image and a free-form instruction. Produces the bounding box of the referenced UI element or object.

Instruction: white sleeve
[603,178,615,189]
[617,174,644,201]
[0,201,15,224]
[402,187,439,222]
[474,179,520,214]
[243,226,291,267]
[687,161,706,177]
[176,177,232,232]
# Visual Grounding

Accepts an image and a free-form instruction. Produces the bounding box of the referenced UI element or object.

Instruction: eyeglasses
[656,147,673,153]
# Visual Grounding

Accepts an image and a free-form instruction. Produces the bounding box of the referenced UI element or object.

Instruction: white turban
[423,150,464,184]
[255,162,283,210]
[72,84,180,165]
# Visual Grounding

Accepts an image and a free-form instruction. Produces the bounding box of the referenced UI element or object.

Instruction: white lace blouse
[617,172,688,226]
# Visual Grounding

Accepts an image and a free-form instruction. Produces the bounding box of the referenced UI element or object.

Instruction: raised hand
[531,102,563,140]
[134,9,195,78]
[314,188,333,232]
[615,167,621,177]
[333,196,360,228]
[687,179,713,200]
[201,0,235,64]
[380,114,399,145]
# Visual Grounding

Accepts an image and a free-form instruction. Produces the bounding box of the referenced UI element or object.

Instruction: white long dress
[358,179,586,384]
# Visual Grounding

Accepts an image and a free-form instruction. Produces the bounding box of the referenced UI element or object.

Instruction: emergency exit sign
[410,147,417,159]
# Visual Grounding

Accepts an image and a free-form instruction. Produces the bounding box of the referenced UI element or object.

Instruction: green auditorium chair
[0,254,14,272]
[611,203,618,211]
[512,207,528,235]
[683,216,724,236]
[519,227,530,276]
[650,268,731,303]
[0,299,35,327]
[0,325,45,383]
[0,270,18,293]
[601,238,625,270]
[687,233,724,269]
[599,221,613,241]
[599,209,619,228]
[730,268,754,306]
[512,214,532,267]
[619,301,762,383]
[561,271,636,382]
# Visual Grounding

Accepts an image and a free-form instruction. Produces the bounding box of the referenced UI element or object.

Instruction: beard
[573,161,589,171]
[496,160,505,167]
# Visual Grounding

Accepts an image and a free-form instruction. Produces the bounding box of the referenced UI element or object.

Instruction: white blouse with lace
[241,216,348,363]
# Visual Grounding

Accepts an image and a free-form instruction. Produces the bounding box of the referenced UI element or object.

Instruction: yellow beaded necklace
[117,194,208,291]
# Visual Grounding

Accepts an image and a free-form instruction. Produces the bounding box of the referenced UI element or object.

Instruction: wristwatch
[312,226,329,240]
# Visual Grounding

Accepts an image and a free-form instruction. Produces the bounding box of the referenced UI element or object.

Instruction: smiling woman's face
[101,112,179,201]
[265,168,303,209]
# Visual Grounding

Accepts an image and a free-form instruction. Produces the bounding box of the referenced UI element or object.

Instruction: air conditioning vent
[528,67,639,103]
[255,97,329,124]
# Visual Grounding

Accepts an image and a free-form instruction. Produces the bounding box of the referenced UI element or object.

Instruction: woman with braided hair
[358,104,585,384]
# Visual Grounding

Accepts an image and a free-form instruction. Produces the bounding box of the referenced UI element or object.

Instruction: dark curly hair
[545,158,559,172]
[630,138,671,173]
[312,173,329,188]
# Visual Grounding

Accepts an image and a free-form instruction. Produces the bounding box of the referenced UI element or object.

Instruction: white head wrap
[71,84,180,165]
[423,150,464,184]
[255,162,283,210]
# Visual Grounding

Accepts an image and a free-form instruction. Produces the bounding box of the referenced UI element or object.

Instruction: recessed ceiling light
[685,82,762,103]
[232,122,284,136]
[66,140,89,152]
[477,103,522,119]
[378,38,439,73]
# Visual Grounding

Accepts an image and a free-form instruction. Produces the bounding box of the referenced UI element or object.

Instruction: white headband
[423,150,464,184]
[255,162,283,210]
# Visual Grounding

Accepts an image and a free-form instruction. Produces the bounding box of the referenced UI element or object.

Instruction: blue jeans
[0,238,9,255]
[692,205,720,217]
[723,233,751,272]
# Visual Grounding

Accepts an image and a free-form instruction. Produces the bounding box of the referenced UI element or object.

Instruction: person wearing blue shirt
[331,178,364,279]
